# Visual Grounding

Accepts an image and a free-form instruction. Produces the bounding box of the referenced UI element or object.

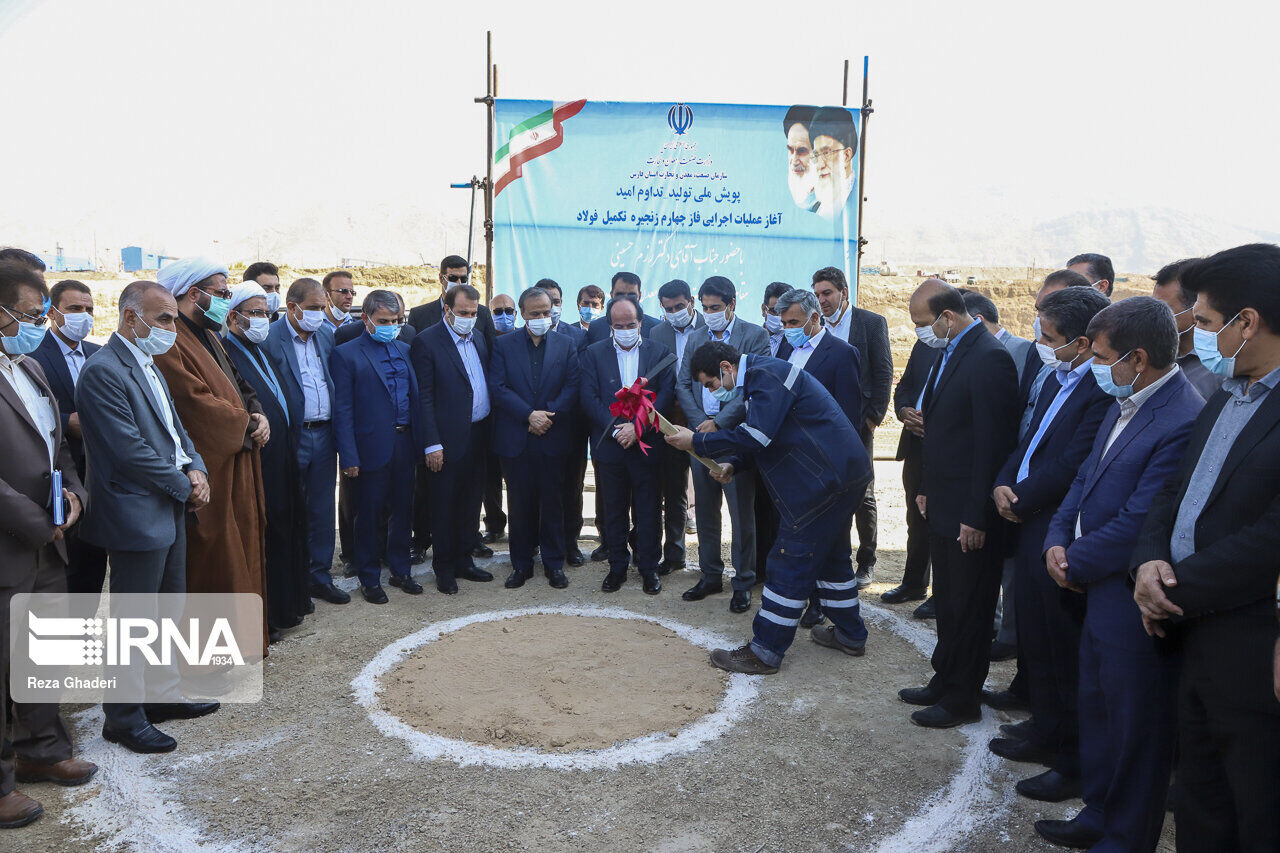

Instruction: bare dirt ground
[17,461,1176,852]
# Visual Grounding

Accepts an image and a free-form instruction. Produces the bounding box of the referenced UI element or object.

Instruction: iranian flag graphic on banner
[493,99,587,196]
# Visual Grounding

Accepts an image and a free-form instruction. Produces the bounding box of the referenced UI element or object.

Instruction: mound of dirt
[378,613,729,752]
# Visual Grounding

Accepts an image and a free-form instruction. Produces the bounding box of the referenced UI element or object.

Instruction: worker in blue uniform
[665,341,873,674]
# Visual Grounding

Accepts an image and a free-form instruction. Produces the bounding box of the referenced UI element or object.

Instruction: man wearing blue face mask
[1033,296,1202,852]
[1152,257,1222,400]
[988,286,1111,803]
[32,279,104,596]
[576,285,605,331]
[1132,244,1280,853]
[333,290,423,602]
[490,293,517,336]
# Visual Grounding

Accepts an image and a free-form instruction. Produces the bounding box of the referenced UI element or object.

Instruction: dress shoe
[729,589,751,613]
[145,701,220,723]
[456,564,494,582]
[912,596,936,619]
[566,550,586,567]
[880,584,928,604]
[898,685,942,706]
[436,577,459,595]
[505,569,531,589]
[389,574,424,594]
[305,599,315,615]
[409,547,428,566]
[361,584,389,604]
[709,644,778,675]
[810,625,865,656]
[590,544,609,562]
[310,582,351,605]
[102,722,177,754]
[601,572,625,593]
[1001,719,1034,740]
[982,687,1030,712]
[1034,818,1103,850]
[988,640,1017,662]
[799,603,825,627]
[657,558,683,576]
[988,736,1055,766]
[685,518,697,534]
[1017,769,1082,803]
[911,704,981,729]
[642,574,662,595]
[14,757,97,787]
[855,565,874,588]
[546,568,569,589]
[472,542,494,559]
[483,529,506,544]
[0,790,43,829]
[268,627,283,644]
[682,578,723,601]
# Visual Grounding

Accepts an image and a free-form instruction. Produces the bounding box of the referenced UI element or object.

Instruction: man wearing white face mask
[32,279,105,595]
[1152,257,1222,400]
[223,283,309,639]
[262,277,346,605]
[676,276,770,614]
[761,282,792,357]
[242,261,282,322]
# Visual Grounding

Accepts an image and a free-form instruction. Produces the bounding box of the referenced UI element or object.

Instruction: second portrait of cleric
[782,105,858,220]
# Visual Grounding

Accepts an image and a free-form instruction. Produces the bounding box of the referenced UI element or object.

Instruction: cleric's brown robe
[155,317,268,634]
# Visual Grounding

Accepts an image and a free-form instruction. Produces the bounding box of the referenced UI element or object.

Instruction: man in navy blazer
[1032,298,1203,851]
[409,283,495,595]
[582,272,661,345]
[580,297,676,593]
[490,286,580,588]
[31,279,105,595]
[262,277,347,602]
[331,290,422,603]
[987,286,1112,801]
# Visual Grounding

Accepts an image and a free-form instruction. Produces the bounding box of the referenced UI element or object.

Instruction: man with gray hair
[331,289,422,603]
[775,287,867,629]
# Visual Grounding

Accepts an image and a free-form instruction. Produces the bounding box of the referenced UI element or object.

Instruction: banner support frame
[473,30,496,302]
[850,56,872,304]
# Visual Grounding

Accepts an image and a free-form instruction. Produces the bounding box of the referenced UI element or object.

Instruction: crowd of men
[0,244,1276,853]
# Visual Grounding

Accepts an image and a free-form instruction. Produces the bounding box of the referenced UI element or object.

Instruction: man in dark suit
[649,279,706,575]
[899,279,1019,728]
[811,266,892,588]
[409,283,495,595]
[1132,244,1280,852]
[537,279,588,565]
[580,297,676,594]
[321,270,361,333]
[332,290,424,603]
[775,287,863,628]
[490,286,580,588]
[78,280,219,754]
[677,276,771,613]
[881,340,936,611]
[31,279,105,595]
[582,272,661,346]
[262,278,349,605]
[406,255,497,349]
[1152,258,1223,400]
[986,286,1112,802]
[1031,297,1204,850]
[0,261,96,827]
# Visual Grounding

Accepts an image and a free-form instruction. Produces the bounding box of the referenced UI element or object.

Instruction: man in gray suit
[650,279,706,574]
[962,289,1033,660]
[77,281,216,755]
[676,276,770,613]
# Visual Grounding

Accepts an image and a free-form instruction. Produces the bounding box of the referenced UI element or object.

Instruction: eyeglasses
[1,305,49,326]
[239,309,272,319]
[492,307,516,317]
[808,146,850,163]
[329,287,356,297]
[446,274,469,284]
[199,285,234,300]
[371,318,406,326]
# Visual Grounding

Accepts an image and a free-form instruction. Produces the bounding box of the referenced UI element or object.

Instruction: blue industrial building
[121,246,175,272]
[36,250,94,272]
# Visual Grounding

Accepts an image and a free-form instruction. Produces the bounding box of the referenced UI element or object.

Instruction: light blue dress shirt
[291,329,331,422]
[701,316,737,417]
[916,317,982,408]
[1016,358,1092,482]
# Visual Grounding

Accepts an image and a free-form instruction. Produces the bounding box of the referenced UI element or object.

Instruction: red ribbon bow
[609,377,658,455]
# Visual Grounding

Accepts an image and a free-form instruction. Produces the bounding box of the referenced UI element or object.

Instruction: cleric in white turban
[157,257,230,297]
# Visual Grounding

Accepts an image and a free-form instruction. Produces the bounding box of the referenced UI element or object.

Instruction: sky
[2,0,1277,264]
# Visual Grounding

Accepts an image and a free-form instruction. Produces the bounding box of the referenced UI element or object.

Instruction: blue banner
[493,99,859,322]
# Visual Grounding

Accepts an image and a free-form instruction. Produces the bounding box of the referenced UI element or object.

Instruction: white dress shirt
[56,334,86,386]
[116,333,192,470]
[823,302,853,343]
[425,323,491,455]
[786,326,827,371]
[0,352,58,469]
[614,338,641,387]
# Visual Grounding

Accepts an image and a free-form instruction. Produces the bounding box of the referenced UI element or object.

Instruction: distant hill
[870,206,1280,274]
